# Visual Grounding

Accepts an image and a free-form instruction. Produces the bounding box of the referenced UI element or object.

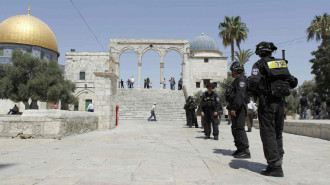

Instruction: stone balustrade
[253,119,330,141]
[0,110,98,139]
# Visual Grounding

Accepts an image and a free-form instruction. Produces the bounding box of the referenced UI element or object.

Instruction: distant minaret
[28,4,31,15]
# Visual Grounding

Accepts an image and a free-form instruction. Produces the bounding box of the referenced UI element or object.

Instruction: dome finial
[201,32,205,35]
[28,4,31,15]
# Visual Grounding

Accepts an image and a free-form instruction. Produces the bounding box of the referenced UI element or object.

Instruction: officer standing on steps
[226,61,250,159]
[200,82,222,140]
[248,42,298,177]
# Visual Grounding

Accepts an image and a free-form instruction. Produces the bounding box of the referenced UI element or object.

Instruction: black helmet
[230,61,244,72]
[255,42,277,55]
[188,96,193,100]
[302,92,307,96]
[206,82,215,89]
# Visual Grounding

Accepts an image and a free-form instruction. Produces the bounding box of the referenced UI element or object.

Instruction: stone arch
[164,47,183,58]
[75,89,95,97]
[141,47,162,59]
[119,47,139,57]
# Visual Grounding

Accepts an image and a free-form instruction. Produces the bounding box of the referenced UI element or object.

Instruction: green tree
[298,80,316,102]
[234,48,254,65]
[307,13,330,47]
[309,39,330,98]
[218,16,249,61]
[0,50,77,109]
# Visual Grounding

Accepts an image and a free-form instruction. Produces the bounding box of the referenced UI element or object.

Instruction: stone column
[160,55,164,89]
[138,55,142,88]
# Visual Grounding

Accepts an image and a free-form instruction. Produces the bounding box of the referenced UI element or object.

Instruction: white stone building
[65,33,228,112]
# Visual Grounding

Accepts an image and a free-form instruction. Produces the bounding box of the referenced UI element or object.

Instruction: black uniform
[200,91,222,137]
[313,96,322,119]
[298,95,308,119]
[249,56,297,168]
[226,75,250,153]
[184,100,197,128]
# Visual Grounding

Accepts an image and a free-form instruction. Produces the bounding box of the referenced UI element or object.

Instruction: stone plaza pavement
[0,120,329,185]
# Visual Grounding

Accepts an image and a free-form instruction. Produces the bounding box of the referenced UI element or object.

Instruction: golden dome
[0,14,59,56]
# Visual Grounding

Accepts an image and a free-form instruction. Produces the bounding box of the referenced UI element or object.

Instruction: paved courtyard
[0,119,329,185]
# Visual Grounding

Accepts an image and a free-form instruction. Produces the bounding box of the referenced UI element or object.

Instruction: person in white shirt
[148,103,157,121]
[130,76,135,88]
[246,100,257,132]
[87,102,94,112]
[163,78,166,89]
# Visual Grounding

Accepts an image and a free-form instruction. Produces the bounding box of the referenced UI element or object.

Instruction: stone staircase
[114,88,187,121]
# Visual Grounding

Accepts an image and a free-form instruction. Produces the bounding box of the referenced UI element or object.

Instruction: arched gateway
[65,33,228,127]
[109,39,190,89]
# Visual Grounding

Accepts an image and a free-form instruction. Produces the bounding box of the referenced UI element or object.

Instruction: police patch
[252,68,259,75]
[239,82,245,88]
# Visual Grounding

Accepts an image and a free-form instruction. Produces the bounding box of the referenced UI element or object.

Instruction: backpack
[262,58,297,97]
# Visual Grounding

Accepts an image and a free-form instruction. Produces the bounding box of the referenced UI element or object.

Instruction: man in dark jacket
[200,83,222,140]
[226,62,250,159]
[7,104,19,115]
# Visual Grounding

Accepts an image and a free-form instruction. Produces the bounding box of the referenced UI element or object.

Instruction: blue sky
[1,0,329,89]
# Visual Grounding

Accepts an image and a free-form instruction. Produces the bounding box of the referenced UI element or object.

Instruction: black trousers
[193,112,198,128]
[231,108,249,151]
[187,111,194,127]
[259,98,284,167]
[203,110,219,136]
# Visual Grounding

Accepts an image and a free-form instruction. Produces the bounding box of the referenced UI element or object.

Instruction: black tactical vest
[261,57,292,97]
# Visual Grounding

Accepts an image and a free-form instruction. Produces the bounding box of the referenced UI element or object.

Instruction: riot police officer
[313,93,322,119]
[297,92,309,119]
[200,83,222,140]
[248,42,298,177]
[184,96,198,128]
[226,62,250,158]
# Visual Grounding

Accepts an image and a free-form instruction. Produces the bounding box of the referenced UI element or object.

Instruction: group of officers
[297,92,330,119]
[184,41,298,177]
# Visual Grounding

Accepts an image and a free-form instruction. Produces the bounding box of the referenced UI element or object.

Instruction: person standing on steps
[127,78,131,88]
[200,82,222,140]
[130,76,135,88]
[148,102,157,121]
[226,61,251,159]
[313,93,322,119]
[144,78,147,89]
[248,41,298,177]
[163,78,166,89]
[147,78,150,89]
[120,79,124,88]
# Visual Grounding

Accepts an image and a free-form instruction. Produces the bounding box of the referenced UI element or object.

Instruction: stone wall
[188,51,227,95]
[65,52,109,111]
[253,119,330,141]
[0,110,98,139]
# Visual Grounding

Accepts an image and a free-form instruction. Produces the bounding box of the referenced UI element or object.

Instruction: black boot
[233,150,251,159]
[261,166,284,177]
[204,135,211,139]
[214,136,218,140]
[232,150,240,156]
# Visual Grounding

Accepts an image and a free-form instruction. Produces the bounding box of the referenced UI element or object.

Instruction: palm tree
[234,48,254,65]
[307,13,330,47]
[218,16,249,62]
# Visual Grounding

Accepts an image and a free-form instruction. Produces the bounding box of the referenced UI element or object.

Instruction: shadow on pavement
[213,149,235,156]
[195,136,205,139]
[0,164,16,170]
[229,159,267,174]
